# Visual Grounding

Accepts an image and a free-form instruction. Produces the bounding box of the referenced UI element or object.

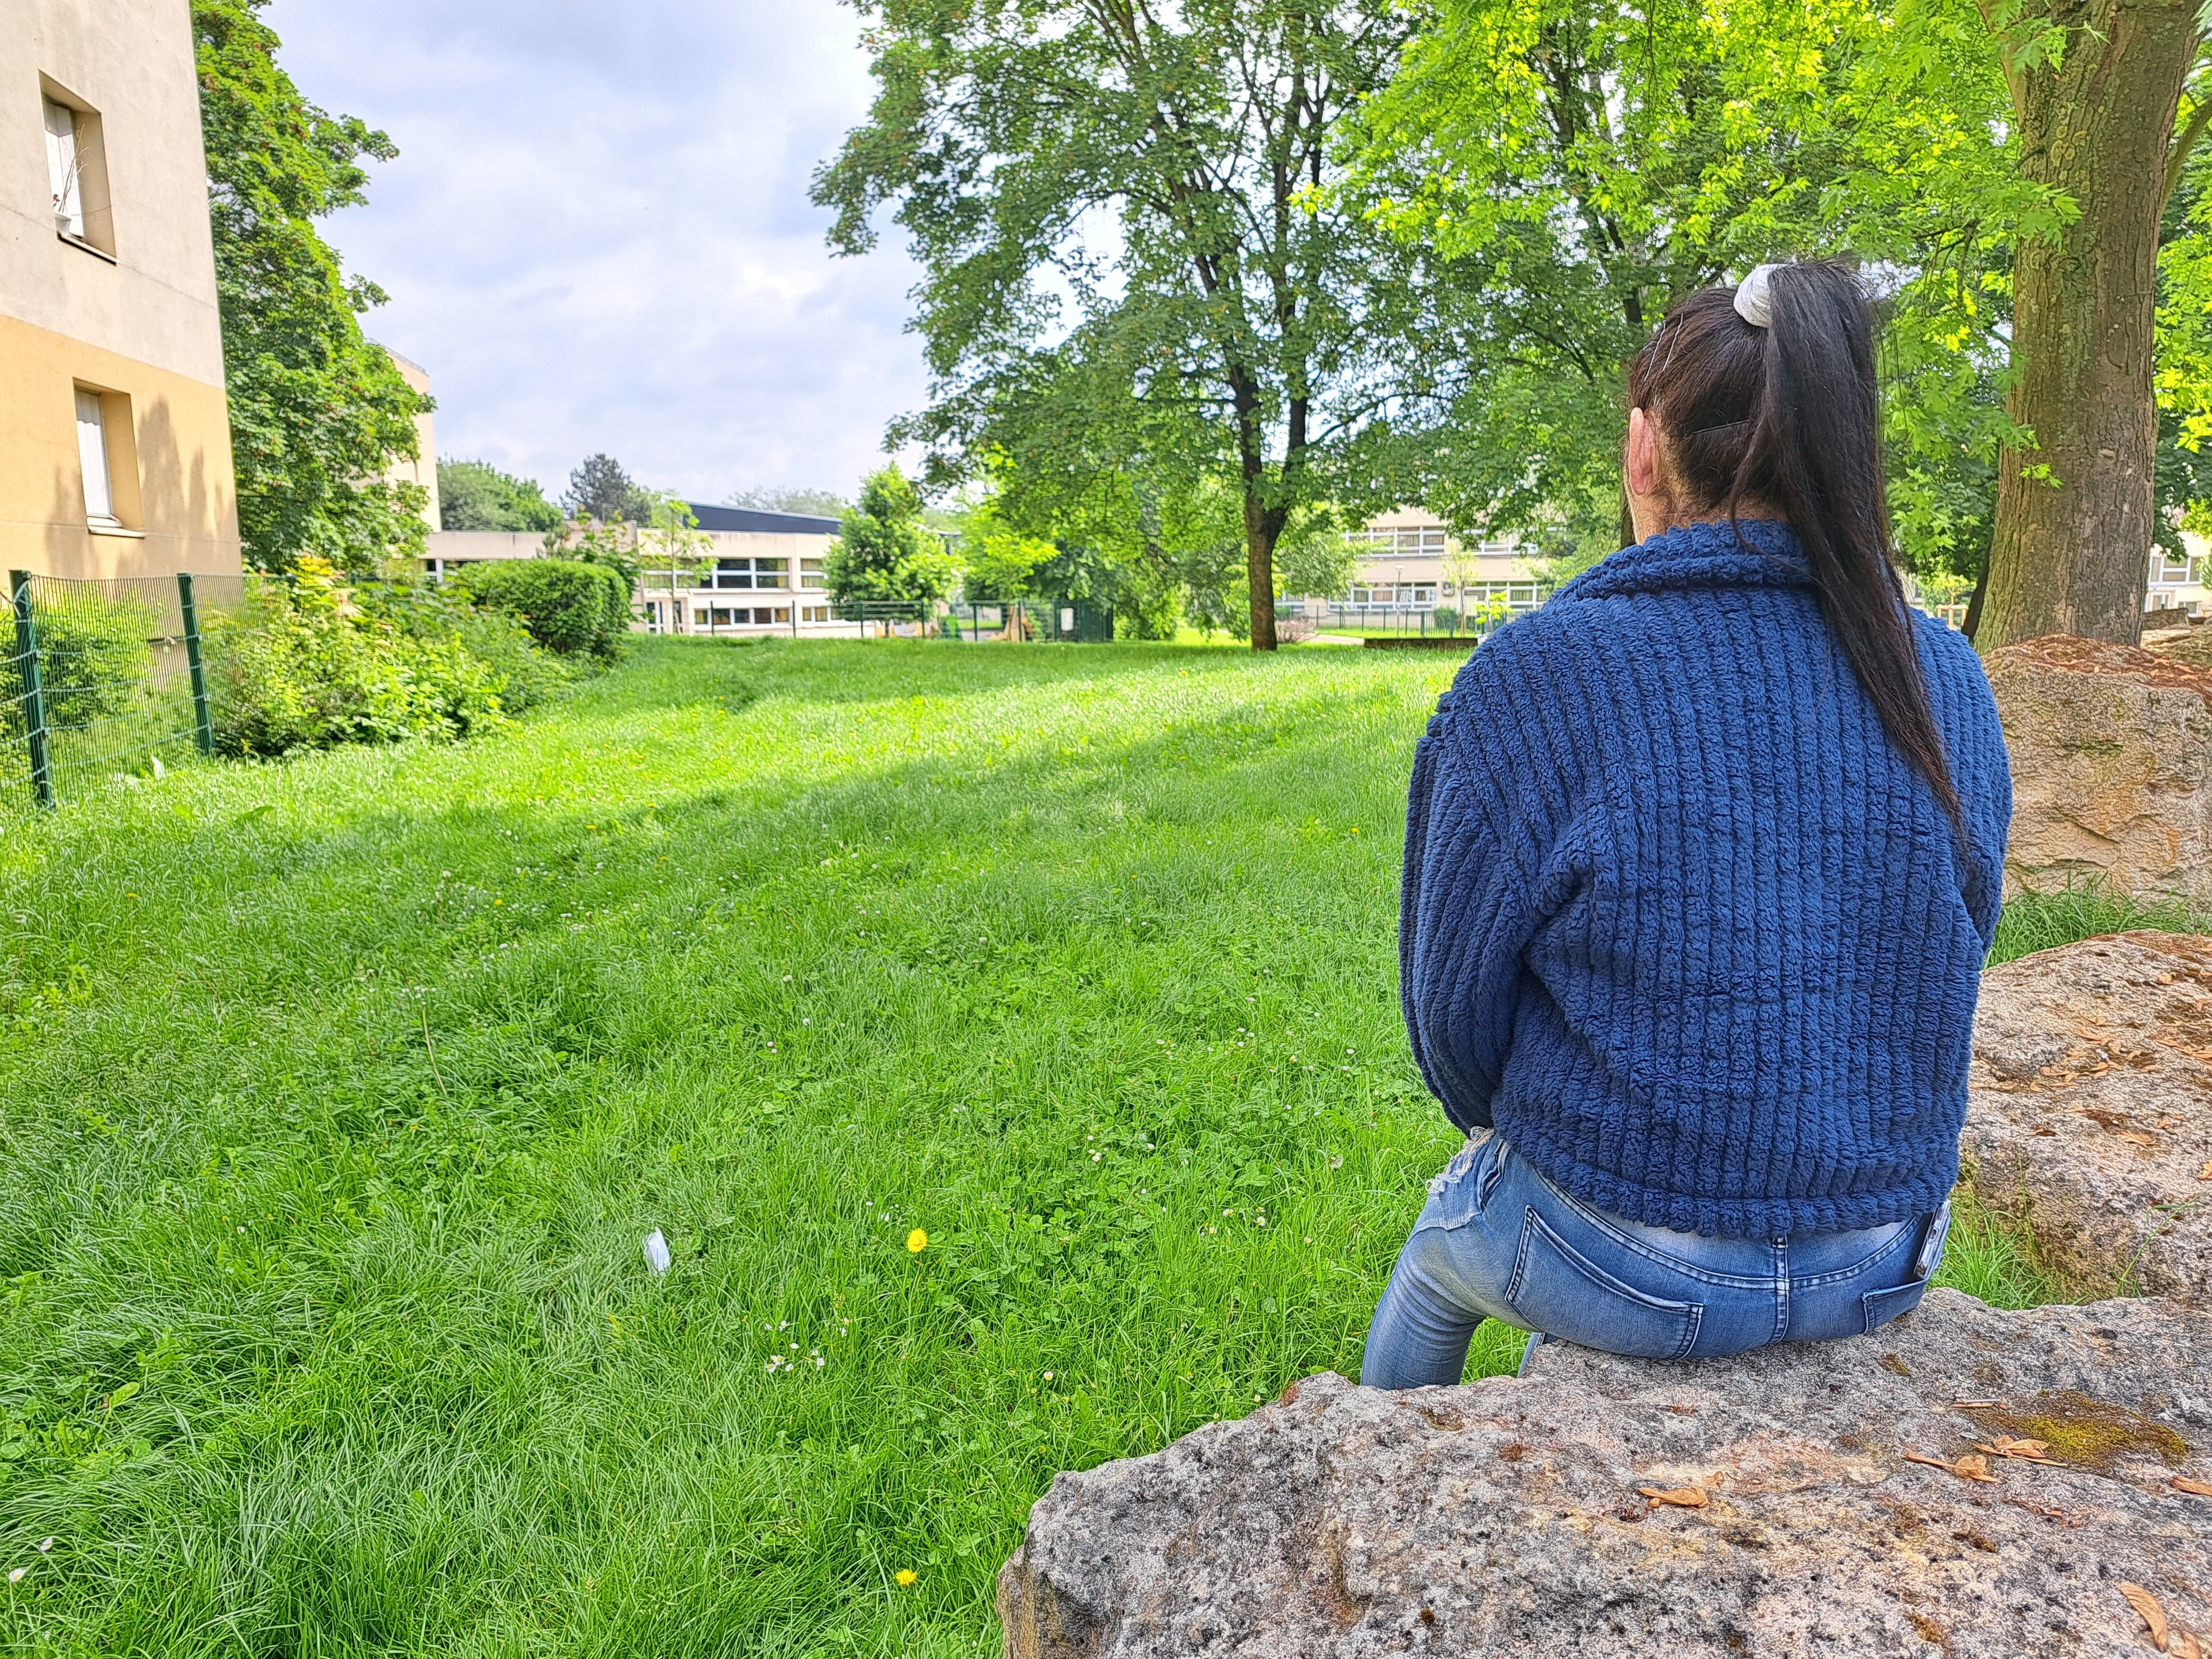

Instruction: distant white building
[634,504,855,637]
[1291,508,1548,619]
[427,503,864,638]
[2147,531,2211,616]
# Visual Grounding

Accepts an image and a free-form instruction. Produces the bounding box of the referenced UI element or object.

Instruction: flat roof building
[1288,509,1546,624]
[639,503,856,638]
[427,501,863,638]
[2,0,243,581]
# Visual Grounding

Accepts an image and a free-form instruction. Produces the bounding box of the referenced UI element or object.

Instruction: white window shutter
[76,388,115,522]
[44,100,83,239]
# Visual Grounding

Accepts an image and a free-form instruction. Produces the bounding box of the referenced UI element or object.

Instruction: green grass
[0,638,2134,1655]
[1989,882,2209,966]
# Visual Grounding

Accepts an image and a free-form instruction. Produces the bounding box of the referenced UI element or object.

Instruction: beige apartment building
[383,347,440,531]
[1293,508,1545,618]
[2,0,243,582]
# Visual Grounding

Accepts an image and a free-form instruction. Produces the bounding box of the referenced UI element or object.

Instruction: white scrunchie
[1735,264,1779,328]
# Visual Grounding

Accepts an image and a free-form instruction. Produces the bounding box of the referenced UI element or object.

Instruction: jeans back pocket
[1504,1208,1703,1361]
[1861,1277,1929,1333]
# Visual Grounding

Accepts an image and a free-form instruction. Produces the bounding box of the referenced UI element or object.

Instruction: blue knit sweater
[1400,519,2012,1238]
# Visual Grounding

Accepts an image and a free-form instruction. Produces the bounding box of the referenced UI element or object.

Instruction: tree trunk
[1244,489,1279,651]
[1978,0,2198,650]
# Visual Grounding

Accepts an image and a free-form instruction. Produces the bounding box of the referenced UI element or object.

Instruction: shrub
[203,558,515,755]
[452,558,631,657]
[358,577,571,715]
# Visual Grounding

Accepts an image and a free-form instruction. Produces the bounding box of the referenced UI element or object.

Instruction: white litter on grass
[642,1229,672,1275]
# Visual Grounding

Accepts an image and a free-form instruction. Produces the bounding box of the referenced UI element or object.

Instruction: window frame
[40,82,114,258]
[75,385,118,525]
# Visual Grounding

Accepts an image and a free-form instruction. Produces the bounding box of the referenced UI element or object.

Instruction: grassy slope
[0,640,2121,1656]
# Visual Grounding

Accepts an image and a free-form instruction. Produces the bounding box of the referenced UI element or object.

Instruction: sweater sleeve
[1400,666,1583,1133]
[1918,618,2012,954]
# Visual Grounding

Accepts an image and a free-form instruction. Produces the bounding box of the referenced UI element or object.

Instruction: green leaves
[824,466,960,606]
[437,461,563,534]
[1348,0,2042,575]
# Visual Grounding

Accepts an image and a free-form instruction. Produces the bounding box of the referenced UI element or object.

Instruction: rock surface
[999,1292,2212,1657]
[1965,932,2212,1304]
[1986,632,2212,901]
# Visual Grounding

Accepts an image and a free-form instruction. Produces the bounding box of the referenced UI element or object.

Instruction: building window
[801,605,830,623]
[42,90,111,254]
[707,557,786,590]
[75,387,118,525]
[1354,523,1449,556]
[801,558,826,589]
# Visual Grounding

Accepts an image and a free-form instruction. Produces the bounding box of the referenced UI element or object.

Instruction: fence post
[177,572,214,756]
[9,571,51,810]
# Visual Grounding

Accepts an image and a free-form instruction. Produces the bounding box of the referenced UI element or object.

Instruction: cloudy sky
[261,0,928,507]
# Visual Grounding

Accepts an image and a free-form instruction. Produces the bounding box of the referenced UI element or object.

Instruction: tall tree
[1347,0,2031,572]
[814,0,1445,650]
[824,468,962,607]
[1976,0,2204,646]
[194,0,431,572]
[563,453,655,526]
[438,460,563,532]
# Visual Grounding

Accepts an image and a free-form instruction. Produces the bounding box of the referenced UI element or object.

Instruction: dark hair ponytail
[1626,261,1968,843]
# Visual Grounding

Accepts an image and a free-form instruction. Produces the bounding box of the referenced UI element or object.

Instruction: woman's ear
[1624,407,1666,541]
[1626,407,1660,498]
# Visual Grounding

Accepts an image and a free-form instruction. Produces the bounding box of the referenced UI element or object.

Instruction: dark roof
[686,503,841,535]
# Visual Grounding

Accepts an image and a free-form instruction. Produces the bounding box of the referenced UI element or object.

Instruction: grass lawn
[0,639,2135,1655]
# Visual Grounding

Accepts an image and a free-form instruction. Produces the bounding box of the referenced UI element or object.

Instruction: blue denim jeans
[1361,1131,1947,1388]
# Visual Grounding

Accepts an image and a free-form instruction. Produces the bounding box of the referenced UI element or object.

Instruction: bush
[203,558,517,755]
[0,587,162,741]
[358,577,571,716]
[452,558,631,657]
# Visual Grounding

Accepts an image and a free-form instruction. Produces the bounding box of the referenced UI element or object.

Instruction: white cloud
[261,0,928,503]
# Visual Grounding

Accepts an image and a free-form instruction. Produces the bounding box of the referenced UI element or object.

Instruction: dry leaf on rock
[1978,1438,2065,1466]
[1636,1485,1707,1508]
[2122,1582,2171,1650]
[1905,1450,1998,1483]
[2198,1159,2212,1181]
[2173,1476,2212,1497]
[2174,1629,2204,1659]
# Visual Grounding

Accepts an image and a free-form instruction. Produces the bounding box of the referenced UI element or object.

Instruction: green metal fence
[0,570,243,811]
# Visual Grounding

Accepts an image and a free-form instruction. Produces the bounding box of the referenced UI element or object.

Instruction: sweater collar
[1554,518,1809,603]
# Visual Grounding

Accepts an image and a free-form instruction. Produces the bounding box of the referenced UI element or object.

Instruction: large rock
[1965,932,2212,1304]
[999,1292,2212,1658]
[1987,633,2212,901]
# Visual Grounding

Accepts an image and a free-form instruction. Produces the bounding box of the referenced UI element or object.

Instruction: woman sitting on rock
[1364,261,2012,1383]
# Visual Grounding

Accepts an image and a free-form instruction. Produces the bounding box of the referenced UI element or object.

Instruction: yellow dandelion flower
[895,1569,918,1587]
[907,1228,928,1253]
